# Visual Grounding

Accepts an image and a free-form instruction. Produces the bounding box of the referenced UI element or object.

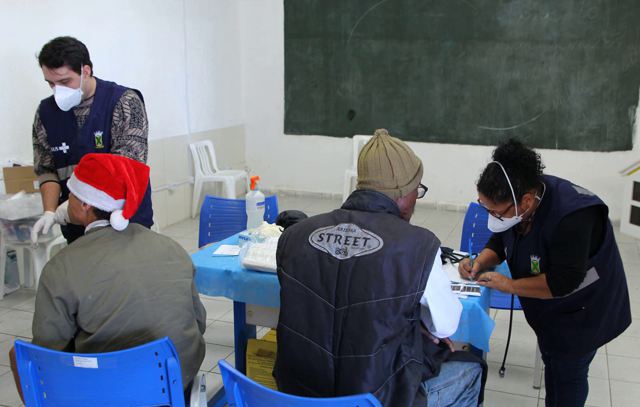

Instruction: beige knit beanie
[356,129,423,200]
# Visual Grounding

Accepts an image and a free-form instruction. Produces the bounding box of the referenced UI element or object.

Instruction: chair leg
[14,247,30,288]
[192,180,203,218]
[533,344,543,389]
[225,179,236,199]
[29,246,48,290]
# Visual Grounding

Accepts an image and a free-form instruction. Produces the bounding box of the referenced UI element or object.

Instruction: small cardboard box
[3,166,38,194]
[246,329,277,390]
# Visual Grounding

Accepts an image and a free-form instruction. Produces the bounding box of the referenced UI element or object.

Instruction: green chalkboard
[284,0,640,151]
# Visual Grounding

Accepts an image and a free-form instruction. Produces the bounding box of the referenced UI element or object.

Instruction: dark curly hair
[38,36,93,76]
[477,139,545,204]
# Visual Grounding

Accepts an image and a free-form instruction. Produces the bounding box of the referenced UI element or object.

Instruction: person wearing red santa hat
[9,153,206,403]
[65,152,150,232]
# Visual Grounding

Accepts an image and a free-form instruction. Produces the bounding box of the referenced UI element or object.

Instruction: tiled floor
[0,192,639,406]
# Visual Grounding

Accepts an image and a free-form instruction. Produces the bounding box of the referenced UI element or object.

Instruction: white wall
[239,0,639,221]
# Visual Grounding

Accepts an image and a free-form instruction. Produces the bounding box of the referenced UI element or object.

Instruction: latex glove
[31,211,56,243]
[54,200,70,226]
[30,201,70,243]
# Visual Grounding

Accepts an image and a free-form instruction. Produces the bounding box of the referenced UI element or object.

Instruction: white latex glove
[31,212,55,244]
[54,200,70,226]
[30,200,70,243]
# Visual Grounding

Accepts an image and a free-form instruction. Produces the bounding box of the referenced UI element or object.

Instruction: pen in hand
[467,238,474,280]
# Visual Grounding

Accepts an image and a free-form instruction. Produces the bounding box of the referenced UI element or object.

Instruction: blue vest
[275,190,448,407]
[499,175,631,356]
[38,77,153,228]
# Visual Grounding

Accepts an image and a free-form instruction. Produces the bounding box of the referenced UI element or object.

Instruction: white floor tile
[0,310,34,338]
[585,377,612,407]
[0,290,36,310]
[607,355,640,383]
[487,338,540,369]
[610,379,640,407]
[482,390,538,407]
[202,371,224,401]
[0,370,24,407]
[200,343,233,374]
[607,334,640,358]
[485,361,540,398]
[203,321,235,347]
[589,353,609,379]
[199,296,233,322]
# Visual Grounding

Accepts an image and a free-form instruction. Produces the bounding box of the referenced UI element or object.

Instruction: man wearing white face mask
[458,139,631,407]
[31,36,154,244]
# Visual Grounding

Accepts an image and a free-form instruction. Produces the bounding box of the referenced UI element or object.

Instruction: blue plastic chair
[14,337,186,407]
[218,360,381,406]
[198,195,279,248]
[459,202,522,373]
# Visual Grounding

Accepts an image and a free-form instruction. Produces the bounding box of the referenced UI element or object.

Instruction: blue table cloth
[193,234,495,352]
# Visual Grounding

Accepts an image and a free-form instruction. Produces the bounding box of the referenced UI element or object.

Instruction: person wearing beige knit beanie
[356,128,427,220]
[274,128,484,406]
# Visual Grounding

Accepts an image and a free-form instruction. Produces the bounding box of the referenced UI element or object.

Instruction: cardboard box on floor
[246,329,277,390]
[3,166,38,194]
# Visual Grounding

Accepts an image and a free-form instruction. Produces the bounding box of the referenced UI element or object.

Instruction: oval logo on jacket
[308,223,383,260]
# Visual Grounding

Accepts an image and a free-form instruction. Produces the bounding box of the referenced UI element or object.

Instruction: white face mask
[54,71,84,111]
[485,161,542,233]
[487,204,532,233]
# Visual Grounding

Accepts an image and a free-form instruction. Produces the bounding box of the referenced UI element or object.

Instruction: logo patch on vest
[50,142,70,154]
[530,255,541,275]
[308,223,383,260]
[94,131,104,149]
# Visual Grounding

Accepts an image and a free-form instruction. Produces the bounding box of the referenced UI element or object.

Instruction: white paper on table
[213,244,241,256]
[443,262,463,283]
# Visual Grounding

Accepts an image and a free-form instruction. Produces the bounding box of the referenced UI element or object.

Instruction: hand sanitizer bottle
[245,175,265,231]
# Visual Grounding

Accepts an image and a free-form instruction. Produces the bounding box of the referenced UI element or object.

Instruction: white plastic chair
[189,140,248,218]
[342,135,372,202]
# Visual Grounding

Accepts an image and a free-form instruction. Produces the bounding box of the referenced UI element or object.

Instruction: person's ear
[81,202,92,215]
[82,64,92,77]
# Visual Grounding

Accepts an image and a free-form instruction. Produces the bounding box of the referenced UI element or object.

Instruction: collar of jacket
[341,189,402,218]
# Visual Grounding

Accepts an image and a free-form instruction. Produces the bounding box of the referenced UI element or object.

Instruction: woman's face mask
[54,71,84,111]
[483,161,542,233]
[487,200,533,233]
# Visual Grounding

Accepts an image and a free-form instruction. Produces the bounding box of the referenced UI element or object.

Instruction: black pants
[540,349,597,407]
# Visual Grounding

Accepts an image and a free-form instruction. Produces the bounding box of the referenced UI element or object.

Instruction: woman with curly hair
[458,139,631,407]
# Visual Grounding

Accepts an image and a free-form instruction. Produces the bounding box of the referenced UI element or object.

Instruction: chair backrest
[190,140,221,177]
[218,360,381,407]
[198,195,279,248]
[15,337,185,407]
[350,135,372,169]
[459,202,493,252]
[459,202,522,310]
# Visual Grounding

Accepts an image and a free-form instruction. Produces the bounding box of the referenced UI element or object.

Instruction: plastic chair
[342,135,372,202]
[459,202,542,388]
[14,336,206,407]
[190,140,248,218]
[198,195,279,248]
[218,359,381,406]
[0,229,66,297]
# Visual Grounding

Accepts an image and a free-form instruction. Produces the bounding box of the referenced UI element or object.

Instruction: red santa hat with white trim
[67,153,150,231]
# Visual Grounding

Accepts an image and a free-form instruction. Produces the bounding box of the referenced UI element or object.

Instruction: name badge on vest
[308,223,383,260]
[94,131,105,149]
[530,255,541,275]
